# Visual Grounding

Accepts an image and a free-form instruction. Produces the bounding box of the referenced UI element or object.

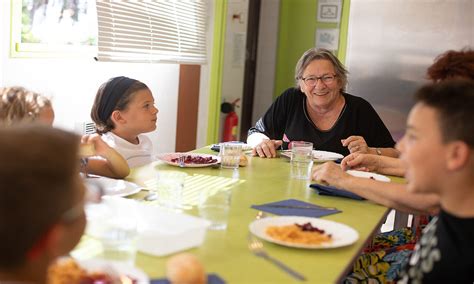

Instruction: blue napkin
[310,184,365,200]
[151,274,225,284]
[251,198,340,217]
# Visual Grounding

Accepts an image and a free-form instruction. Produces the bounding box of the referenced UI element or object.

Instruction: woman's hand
[341,152,380,172]
[341,136,370,154]
[312,162,351,188]
[252,139,283,158]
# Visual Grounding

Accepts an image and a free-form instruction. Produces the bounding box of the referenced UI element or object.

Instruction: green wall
[206,0,228,145]
[274,0,351,99]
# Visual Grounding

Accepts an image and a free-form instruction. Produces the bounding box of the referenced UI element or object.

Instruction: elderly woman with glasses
[247,48,398,158]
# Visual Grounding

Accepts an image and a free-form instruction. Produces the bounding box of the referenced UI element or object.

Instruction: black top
[398,210,474,283]
[248,88,395,156]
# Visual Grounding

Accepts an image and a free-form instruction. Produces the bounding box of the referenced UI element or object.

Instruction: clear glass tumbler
[198,189,232,230]
[290,141,314,180]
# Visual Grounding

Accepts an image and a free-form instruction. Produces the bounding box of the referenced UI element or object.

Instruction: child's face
[119,88,158,134]
[38,106,55,126]
[397,103,446,194]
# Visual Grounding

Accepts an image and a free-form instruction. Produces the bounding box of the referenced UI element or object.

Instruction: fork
[247,235,307,281]
[178,154,185,168]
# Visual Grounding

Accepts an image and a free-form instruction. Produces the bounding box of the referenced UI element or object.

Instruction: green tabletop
[122,148,389,283]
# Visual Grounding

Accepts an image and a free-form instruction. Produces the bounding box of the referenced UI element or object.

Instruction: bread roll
[239,154,248,167]
[166,253,207,284]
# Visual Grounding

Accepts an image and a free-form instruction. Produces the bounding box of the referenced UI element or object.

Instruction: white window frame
[10,0,97,58]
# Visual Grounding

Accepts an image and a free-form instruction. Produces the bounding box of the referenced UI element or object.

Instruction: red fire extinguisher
[221,99,240,142]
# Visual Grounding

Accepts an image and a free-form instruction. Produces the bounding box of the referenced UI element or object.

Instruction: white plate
[249,216,359,249]
[280,150,344,161]
[312,150,344,161]
[219,142,253,151]
[346,170,391,182]
[79,259,149,283]
[86,177,143,197]
[156,153,221,168]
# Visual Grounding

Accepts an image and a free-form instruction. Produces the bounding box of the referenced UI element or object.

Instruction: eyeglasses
[300,74,337,87]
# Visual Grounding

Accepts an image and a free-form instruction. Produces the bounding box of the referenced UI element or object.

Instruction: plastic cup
[98,217,137,265]
[156,171,188,211]
[93,200,138,266]
[290,141,314,179]
[198,189,232,230]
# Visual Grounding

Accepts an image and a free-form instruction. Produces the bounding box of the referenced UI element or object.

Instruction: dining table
[78,146,393,283]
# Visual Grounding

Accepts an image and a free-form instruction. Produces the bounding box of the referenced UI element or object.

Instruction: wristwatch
[376,148,382,155]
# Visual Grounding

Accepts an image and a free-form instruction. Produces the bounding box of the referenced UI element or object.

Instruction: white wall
[219,0,249,141]
[252,0,280,124]
[196,0,214,148]
[1,1,214,154]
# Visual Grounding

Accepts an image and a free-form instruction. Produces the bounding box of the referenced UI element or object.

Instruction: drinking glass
[198,189,232,230]
[290,141,314,180]
[156,171,188,211]
[220,143,242,169]
[93,199,138,266]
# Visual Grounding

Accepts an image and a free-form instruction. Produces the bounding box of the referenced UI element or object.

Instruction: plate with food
[48,257,149,283]
[249,216,359,249]
[346,170,391,182]
[156,153,221,168]
[85,177,143,197]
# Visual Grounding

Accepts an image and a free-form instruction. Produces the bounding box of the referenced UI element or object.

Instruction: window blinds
[96,1,207,64]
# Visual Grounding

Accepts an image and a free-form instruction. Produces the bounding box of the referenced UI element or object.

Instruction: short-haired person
[247,48,398,158]
[0,125,86,283]
[0,86,130,179]
[91,76,159,168]
[396,80,474,283]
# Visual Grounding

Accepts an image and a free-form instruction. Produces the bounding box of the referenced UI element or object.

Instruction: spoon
[143,191,158,201]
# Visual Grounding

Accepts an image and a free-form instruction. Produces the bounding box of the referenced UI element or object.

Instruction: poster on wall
[315,29,340,51]
[317,0,342,23]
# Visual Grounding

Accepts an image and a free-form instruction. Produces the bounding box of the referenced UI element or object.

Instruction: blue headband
[97,76,138,123]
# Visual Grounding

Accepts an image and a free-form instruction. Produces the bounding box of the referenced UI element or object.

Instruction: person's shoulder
[343,92,370,104]
[343,93,375,110]
[101,132,115,143]
[138,134,153,145]
[277,87,304,101]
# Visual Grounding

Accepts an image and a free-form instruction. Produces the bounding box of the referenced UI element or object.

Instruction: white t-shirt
[102,132,153,168]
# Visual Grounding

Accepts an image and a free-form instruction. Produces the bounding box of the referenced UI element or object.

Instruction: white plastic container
[86,197,210,257]
[135,202,210,256]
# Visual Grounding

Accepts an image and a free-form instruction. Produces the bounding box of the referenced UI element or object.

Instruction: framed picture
[315,28,340,51]
[317,0,342,23]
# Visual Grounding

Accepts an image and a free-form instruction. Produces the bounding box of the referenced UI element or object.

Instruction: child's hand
[81,134,112,157]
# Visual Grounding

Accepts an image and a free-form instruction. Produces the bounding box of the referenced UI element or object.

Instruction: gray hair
[294,48,348,92]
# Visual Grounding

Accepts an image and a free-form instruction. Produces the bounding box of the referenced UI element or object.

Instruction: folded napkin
[251,198,340,218]
[151,274,225,284]
[310,184,365,200]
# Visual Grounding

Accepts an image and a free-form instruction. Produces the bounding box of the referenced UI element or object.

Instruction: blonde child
[0,86,130,178]
[91,76,159,168]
